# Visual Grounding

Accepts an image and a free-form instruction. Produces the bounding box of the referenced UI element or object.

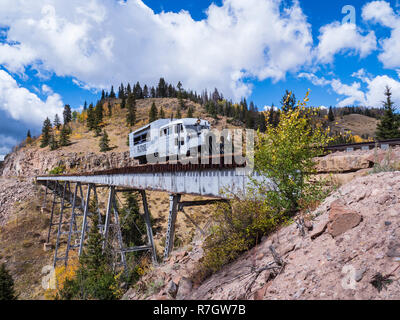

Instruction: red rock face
[327,200,362,237]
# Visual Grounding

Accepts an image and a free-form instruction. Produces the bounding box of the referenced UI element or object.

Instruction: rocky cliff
[0,147,137,178]
[124,171,400,300]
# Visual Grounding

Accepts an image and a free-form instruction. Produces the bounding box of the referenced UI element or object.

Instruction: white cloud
[362,1,400,69]
[299,71,400,108]
[0,134,18,156]
[264,105,278,111]
[0,70,64,126]
[315,22,376,64]
[0,0,314,100]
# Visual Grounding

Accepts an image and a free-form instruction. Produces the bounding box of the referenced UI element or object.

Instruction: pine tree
[99,130,110,152]
[120,97,126,109]
[26,130,32,144]
[0,264,16,300]
[328,106,335,122]
[49,132,59,151]
[376,86,400,140]
[143,85,149,98]
[108,102,112,117]
[149,102,158,123]
[87,103,96,130]
[159,106,165,119]
[40,117,52,148]
[59,125,71,146]
[94,125,102,137]
[187,106,194,118]
[83,101,88,111]
[281,90,296,113]
[54,114,61,129]
[73,218,116,300]
[109,86,116,99]
[176,106,182,119]
[95,101,104,125]
[63,105,72,124]
[126,94,136,127]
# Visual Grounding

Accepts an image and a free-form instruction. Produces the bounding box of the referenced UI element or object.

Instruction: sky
[1,0,400,155]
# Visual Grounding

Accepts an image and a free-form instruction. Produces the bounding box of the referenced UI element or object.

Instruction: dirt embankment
[124,171,400,300]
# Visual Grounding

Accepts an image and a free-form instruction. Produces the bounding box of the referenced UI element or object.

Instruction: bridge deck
[36,163,266,198]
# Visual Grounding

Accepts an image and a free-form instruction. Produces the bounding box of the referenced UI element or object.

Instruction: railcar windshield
[185,124,209,132]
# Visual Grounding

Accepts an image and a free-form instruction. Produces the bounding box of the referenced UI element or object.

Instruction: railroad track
[37,153,249,178]
[324,138,400,153]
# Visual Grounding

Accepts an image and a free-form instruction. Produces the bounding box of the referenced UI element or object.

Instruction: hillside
[0,97,245,299]
[124,171,400,300]
[0,94,393,300]
[329,114,378,139]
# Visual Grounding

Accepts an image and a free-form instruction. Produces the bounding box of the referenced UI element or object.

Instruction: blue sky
[1,0,400,155]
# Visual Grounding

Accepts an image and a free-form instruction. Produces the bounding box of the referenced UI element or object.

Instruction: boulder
[327,201,362,237]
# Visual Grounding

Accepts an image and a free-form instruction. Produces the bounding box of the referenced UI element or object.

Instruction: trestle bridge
[36,158,265,270]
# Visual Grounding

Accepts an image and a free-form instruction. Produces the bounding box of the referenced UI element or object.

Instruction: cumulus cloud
[362,1,400,69]
[315,22,376,64]
[0,0,314,100]
[0,134,18,156]
[0,70,64,126]
[299,71,400,108]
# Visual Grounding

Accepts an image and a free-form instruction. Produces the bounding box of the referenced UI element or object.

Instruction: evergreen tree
[118,83,125,99]
[107,102,112,117]
[83,101,88,111]
[281,90,296,113]
[0,264,16,300]
[109,86,116,99]
[59,125,71,146]
[49,132,59,151]
[328,106,335,122]
[176,106,182,119]
[101,90,105,101]
[157,78,167,98]
[66,218,116,300]
[63,105,72,124]
[143,85,149,98]
[99,130,111,152]
[187,106,194,118]
[95,101,104,125]
[376,86,400,140]
[150,87,156,98]
[120,192,146,246]
[54,114,61,129]
[126,94,136,127]
[40,117,52,148]
[149,102,158,123]
[87,103,96,130]
[120,97,126,109]
[159,106,165,119]
[94,125,102,137]
[26,130,31,139]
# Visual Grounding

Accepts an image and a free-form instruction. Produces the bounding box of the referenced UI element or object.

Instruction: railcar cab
[158,118,211,159]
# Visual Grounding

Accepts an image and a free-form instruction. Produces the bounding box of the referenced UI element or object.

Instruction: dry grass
[330,114,378,138]
[0,187,53,300]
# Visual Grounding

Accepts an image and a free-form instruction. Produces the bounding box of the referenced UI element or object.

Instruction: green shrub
[49,165,66,175]
[0,263,16,300]
[200,194,284,277]
[199,91,332,278]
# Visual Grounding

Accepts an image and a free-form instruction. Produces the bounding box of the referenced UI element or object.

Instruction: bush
[254,91,332,215]
[199,91,333,278]
[200,195,283,277]
[0,263,16,300]
[49,165,66,175]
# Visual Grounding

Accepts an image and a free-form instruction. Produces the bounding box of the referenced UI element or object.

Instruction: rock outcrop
[124,171,400,300]
[0,147,137,177]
